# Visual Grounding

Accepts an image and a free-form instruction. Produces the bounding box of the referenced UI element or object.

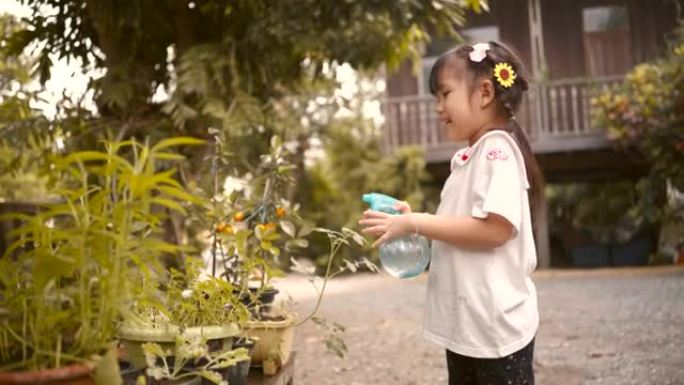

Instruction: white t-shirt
[422,130,539,358]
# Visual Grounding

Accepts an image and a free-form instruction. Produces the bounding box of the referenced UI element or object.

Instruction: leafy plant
[290,227,376,358]
[141,335,249,385]
[592,23,684,224]
[199,134,315,304]
[0,136,204,371]
[145,257,250,329]
[546,180,662,244]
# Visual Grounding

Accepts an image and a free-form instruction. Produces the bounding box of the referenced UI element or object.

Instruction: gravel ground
[271,266,684,385]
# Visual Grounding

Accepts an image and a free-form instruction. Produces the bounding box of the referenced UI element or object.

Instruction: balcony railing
[382,75,624,160]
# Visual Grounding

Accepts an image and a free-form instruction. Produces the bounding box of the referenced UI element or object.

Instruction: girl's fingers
[361,226,385,236]
[362,210,390,219]
[358,218,386,227]
[394,201,412,214]
[372,233,390,248]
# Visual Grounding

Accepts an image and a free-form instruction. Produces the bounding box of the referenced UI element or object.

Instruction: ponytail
[504,117,544,229]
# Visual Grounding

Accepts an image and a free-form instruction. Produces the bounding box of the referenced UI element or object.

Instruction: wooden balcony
[381,75,625,164]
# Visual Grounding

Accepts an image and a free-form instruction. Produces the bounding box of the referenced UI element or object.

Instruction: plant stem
[211,136,220,277]
[55,334,61,368]
[295,237,342,327]
[21,296,27,365]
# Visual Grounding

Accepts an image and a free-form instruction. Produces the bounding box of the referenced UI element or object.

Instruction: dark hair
[429,41,544,225]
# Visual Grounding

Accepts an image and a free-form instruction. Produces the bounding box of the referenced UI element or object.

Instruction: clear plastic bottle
[362,193,431,279]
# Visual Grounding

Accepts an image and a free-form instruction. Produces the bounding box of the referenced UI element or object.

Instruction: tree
[6,0,483,137]
[0,13,54,201]
[3,0,487,198]
[2,1,487,264]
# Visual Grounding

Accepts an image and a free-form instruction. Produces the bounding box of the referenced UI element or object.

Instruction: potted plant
[200,133,376,375]
[118,257,251,380]
[0,137,205,385]
[125,272,249,384]
[118,287,246,369]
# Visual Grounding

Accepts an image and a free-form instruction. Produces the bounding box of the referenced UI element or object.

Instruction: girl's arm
[359,210,514,249]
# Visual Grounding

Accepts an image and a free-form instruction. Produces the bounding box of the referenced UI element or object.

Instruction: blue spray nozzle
[361,192,400,215]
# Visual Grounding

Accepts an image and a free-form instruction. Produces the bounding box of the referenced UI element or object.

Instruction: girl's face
[434,64,488,144]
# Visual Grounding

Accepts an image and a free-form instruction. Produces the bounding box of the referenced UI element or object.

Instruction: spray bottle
[362,193,430,278]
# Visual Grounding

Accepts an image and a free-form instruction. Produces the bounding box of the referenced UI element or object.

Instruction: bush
[592,24,684,196]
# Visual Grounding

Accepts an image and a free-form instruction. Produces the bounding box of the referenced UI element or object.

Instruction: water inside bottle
[378,234,431,279]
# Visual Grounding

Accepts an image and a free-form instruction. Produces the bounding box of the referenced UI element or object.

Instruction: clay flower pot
[0,362,94,385]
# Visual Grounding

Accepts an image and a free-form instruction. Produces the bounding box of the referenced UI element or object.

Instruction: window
[583,6,629,33]
[461,26,500,46]
[582,6,632,76]
[419,26,500,95]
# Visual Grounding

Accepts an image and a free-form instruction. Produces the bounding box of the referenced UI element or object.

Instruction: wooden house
[382,0,680,267]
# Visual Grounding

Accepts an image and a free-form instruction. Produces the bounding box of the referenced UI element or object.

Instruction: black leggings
[446,338,535,385]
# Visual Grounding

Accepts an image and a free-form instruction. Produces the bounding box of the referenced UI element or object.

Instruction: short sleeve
[470,136,526,234]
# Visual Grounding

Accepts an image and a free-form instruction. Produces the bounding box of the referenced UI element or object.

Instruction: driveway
[272,266,684,385]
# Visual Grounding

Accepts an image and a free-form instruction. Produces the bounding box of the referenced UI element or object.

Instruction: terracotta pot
[0,362,94,385]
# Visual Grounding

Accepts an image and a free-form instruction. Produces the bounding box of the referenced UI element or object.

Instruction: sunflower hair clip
[493,62,516,88]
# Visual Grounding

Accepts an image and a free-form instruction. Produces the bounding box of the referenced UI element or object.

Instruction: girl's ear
[478,79,497,109]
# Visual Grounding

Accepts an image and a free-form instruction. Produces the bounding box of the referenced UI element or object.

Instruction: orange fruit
[221,225,234,235]
[276,207,286,218]
[256,223,277,233]
[216,223,227,233]
[233,212,245,222]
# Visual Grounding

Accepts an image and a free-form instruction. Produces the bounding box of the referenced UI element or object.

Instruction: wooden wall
[542,0,679,79]
[627,0,679,63]
[494,0,532,74]
[386,0,679,96]
[386,60,418,97]
[386,0,532,98]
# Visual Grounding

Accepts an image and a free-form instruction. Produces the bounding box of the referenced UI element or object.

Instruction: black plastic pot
[239,288,279,316]
[199,338,255,385]
[120,362,144,385]
[120,362,200,385]
[226,338,255,385]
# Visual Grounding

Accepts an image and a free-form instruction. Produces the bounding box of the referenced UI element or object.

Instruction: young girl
[359,41,543,385]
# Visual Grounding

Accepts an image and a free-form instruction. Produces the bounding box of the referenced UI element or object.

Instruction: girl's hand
[394,200,412,214]
[358,210,414,248]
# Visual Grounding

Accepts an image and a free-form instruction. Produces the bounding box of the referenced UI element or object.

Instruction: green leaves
[289,239,309,249]
[279,220,296,237]
[464,0,490,13]
[0,137,210,371]
[311,316,348,358]
[342,227,366,247]
[157,185,203,206]
[592,24,684,221]
[151,137,206,153]
[298,221,315,238]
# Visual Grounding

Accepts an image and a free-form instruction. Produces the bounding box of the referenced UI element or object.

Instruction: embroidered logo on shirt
[486,149,509,161]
